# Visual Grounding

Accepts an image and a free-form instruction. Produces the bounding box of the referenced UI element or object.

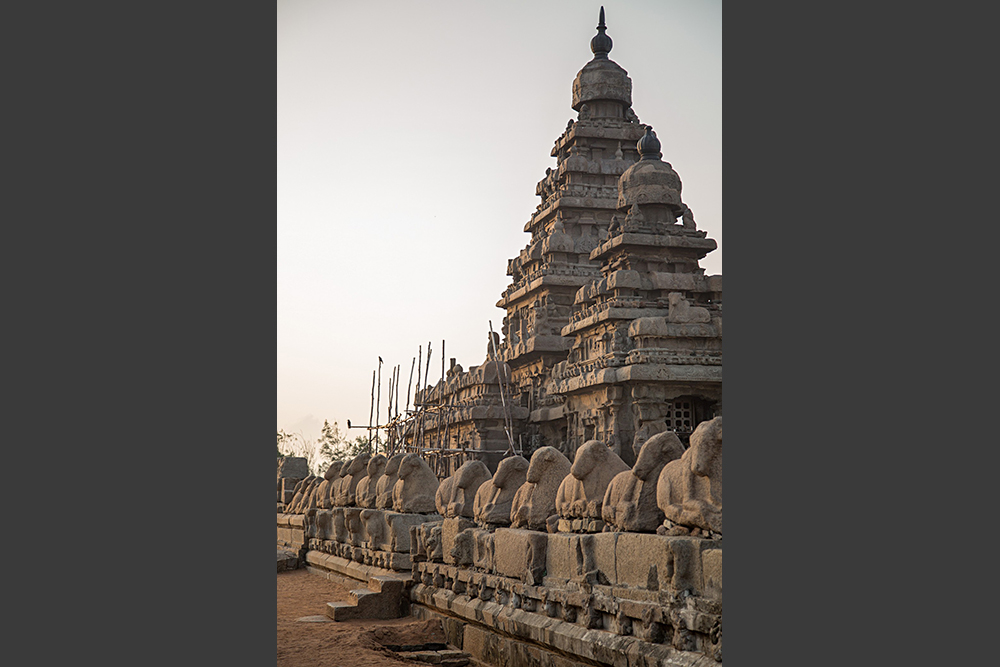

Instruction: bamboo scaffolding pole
[368,369,376,451]
[488,320,516,456]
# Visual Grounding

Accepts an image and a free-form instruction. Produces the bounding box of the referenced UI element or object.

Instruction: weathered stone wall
[279,435,723,665]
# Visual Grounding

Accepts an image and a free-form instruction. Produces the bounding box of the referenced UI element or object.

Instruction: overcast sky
[277,0,721,448]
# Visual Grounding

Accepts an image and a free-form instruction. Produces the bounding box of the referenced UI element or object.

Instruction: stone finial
[591,7,612,59]
[638,126,662,161]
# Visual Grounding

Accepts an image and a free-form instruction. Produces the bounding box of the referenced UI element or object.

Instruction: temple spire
[590,6,612,59]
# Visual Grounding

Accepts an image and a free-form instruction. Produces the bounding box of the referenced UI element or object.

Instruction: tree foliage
[277,421,384,476]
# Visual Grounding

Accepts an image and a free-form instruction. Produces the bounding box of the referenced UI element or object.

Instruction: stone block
[701,548,721,601]
[385,511,440,553]
[615,532,671,591]
[344,507,365,546]
[493,528,547,584]
[463,624,508,667]
[330,508,349,543]
[543,533,575,581]
[360,509,391,551]
[441,517,475,565]
[314,510,334,541]
[471,529,495,572]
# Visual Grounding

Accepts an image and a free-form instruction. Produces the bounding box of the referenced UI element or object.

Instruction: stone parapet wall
[280,507,722,663]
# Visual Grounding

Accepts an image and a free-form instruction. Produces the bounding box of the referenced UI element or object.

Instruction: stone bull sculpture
[603,431,684,532]
[657,416,722,534]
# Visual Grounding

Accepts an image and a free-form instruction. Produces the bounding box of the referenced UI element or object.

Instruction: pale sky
[277,0,721,448]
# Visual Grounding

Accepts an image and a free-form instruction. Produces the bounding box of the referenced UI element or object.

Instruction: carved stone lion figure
[556,440,630,520]
[603,431,685,532]
[657,417,722,534]
[510,446,572,530]
[393,454,440,514]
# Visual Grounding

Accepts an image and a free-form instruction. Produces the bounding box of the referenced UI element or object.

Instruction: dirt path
[277,568,427,667]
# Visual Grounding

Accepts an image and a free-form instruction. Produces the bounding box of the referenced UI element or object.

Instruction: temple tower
[497,8,647,452]
[548,126,722,465]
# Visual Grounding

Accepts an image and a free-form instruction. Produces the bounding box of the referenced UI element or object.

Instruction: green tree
[314,420,378,474]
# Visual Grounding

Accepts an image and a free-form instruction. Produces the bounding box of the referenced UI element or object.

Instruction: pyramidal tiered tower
[406,9,721,474]
[548,124,722,465]
[497,8,648,450]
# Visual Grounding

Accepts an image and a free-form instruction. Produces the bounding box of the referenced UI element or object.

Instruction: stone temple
[405,8,721,474]
[279,9,723,666]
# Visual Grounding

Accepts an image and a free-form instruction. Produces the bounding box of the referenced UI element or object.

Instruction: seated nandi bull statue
[657,416,722,535]
[392,453,440,513]
[375,453,406,509]
[435,474,456,516]
[475,455,528,526]
[603,431,685,532]
[355,454,387,509]
[315,460,344,510]
[510,446,572,531]
[286,475,319,514]
[334,452,371,506]
[666,292,711,324]
[445,460,492,519]
[556,440,629,520]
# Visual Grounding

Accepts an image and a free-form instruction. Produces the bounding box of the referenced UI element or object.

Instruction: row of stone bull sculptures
[281,416,721,535]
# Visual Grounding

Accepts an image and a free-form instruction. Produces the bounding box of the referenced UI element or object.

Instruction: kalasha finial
[638,126,662,161]
[591,6,612,59]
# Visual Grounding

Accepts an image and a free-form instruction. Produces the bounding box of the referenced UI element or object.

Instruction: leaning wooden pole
[375,357,383,454]
[424,341,433,449]
[368,369,376,451]
[488,320,516,455]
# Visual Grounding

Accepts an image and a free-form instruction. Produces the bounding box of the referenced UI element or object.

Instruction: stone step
[325,601,359,621]
[326,581,407,621]
[349,588,377,605]
[368,574,405,596]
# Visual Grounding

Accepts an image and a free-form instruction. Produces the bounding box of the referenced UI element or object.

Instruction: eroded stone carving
[355,454,386,508]
[375,453,405,509]
[657,417,722,534]
[315,461,344,509]
[603,431,685,532]
[476,455,529,527]
[510,446,572,531]
[286,475,318,514]
[472,479,493,524]
[334,452,372,506]
[446,460,492,519]
[393,453,440,514]
[435,475,456,516]
[666,292,710,324]
[556,439,629,520]
[631,420,667,459]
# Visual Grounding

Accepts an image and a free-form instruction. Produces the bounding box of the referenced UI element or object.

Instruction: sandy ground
[277,568,448,667]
